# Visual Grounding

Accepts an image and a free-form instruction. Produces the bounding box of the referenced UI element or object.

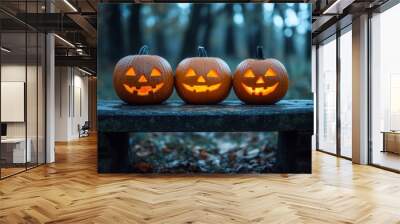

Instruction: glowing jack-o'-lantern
[175,46,232,104]
[233,46,289,104]
[113,45,174,105]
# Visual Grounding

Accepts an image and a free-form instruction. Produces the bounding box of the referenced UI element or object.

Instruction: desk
[1,138,31,163]
[382,131,400,154]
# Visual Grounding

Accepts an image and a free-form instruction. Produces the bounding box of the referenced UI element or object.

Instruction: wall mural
[97,3,313,173]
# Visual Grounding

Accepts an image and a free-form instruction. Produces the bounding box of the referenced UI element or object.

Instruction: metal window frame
[314,20,353,161]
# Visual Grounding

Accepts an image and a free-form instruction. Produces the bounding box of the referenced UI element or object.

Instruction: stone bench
[98,100,313,173]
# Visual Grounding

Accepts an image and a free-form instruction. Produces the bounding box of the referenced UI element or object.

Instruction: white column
[352,14,369,164]
[46,32,55,163]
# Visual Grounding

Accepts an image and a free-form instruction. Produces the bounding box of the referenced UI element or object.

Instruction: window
[370,4,400,171]
[339,29,352,158]
[317,36,337,154]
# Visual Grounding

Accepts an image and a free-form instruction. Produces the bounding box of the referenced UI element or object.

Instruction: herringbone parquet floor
[1,135,400,224]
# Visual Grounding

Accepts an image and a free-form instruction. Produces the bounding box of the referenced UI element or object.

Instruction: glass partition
[0,1,46,179]
[1,31,28,177]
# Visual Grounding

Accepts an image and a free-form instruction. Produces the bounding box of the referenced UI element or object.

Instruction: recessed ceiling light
[78,67,93,76]
[1,47,11,53]
[54,34,75,48]
[322,0,354,15]
[63,0,78,12]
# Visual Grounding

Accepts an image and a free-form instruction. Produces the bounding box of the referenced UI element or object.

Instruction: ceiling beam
[322,0,356,14]
[67,13,97,44]
[12,13,83,32]
[55,55,96,72]
[312,15,335,33]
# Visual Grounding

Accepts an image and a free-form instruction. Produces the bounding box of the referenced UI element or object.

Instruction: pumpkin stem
[256,46,264,59]
[198,46,208,57]
[138,45,149,55]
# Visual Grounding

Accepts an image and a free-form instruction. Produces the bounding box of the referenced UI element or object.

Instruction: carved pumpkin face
[113,46,174,105]
[233,46,288,104]
[175,47,231,104]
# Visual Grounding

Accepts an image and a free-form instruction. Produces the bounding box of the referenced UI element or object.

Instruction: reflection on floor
[373,150,400,171]
[0,167,25,178]
[0,135,400,223]
[0,163,42,178]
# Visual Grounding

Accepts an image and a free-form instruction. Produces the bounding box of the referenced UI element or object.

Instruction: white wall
[72,73,89,138]
[54,67,89,141]
[1,65,40,138]
[55,67,69,141]
[1,65,26,142]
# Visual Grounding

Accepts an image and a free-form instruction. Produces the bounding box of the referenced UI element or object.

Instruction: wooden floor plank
[0,135,400,223]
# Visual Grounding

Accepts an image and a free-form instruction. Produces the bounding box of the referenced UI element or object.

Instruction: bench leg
[277,131,312,173]
[98,132,130,173]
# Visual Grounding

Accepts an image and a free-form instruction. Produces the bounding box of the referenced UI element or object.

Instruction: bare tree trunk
[254,5,263,55]
[107,4,123,62]
[243,4,253,57]
[128,4,142,54]
[180,4,204,59]
[275,5,293,57]
[203,5,213,51]
[154,5,166,57]
[246,4,263,57]
[225,4,235,56]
